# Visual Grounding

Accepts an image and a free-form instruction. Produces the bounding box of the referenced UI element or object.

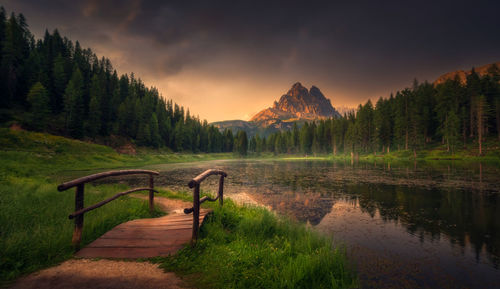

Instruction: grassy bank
[0,128,235,178]
[159,200,357,289]
[1,128,357,288]
[0,128,233,284]
[245,139,500,163]
[0,181,162,283]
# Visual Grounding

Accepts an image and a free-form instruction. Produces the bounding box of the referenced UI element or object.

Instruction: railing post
[191,183,200,245]
[72,184,84,250]
[149,175,154,214]
[218,175,224,206]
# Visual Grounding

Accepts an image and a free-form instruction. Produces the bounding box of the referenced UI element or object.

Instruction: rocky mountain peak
[309,85,321,95]
[251,82,340,126]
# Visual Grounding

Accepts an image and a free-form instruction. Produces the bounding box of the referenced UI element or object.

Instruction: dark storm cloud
[3,0,500,101]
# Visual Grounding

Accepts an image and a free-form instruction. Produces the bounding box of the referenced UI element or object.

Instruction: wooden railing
[58,169,160,250]
[184,169,227,244]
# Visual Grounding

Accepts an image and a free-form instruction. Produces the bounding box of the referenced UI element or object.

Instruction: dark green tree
[235,130,248,156]
[64,67,84,138]
[87,74,102,138]
[26,82,50,131]
[52,53,66,113]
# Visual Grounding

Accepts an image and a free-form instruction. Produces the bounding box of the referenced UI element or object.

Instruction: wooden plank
[121,216,209,224]
[76,209,212,259]
[76,246,184,258]
[95,231,191,240]
[87,238,189,248]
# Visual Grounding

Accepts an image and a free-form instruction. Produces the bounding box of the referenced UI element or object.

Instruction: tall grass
[0,128,233,283]
[0,128,357,287]
[160,200,357,289]
[0,177,160,282]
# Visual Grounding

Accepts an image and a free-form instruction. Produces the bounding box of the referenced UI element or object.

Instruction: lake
[144,159,500,289]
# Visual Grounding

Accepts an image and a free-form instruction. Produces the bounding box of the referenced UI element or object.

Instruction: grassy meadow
[0,128,232,284]
[0,128,356,288]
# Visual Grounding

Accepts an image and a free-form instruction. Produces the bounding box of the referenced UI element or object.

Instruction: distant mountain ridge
[213,61,500,137]
[212,82,340,136]
[434,61,500,85]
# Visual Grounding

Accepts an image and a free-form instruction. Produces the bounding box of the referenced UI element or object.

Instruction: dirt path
[11,197,194,289]
[10,259,186,289]
[132,194,192,214]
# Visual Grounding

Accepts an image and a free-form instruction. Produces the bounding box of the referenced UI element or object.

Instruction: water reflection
[130,159,500,288]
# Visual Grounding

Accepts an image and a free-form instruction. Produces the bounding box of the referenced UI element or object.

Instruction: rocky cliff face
[434,61,500,85]
[250,82,340,127]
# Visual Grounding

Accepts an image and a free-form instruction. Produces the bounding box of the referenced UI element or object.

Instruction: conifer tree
[467,69,481,137]
[137,123,151,146]
[249,135,257,152]
[52,54,66,113]
[476,95,489,155]
[236,130,248,156]
[64,67,84,138]
[223,129,234,152]
[26,82,50,131]
[149,113,161,148]
[87,74,102,138]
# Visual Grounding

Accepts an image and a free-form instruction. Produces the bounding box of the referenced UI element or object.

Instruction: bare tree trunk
[479,124,482,156]
[463,116,467,148]
[405,129,408,150]
[446,115,449,152]
[470,96,475,138]
[496,99,500,141]
[478,99,483,156]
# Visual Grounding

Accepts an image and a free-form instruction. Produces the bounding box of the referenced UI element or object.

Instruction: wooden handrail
[183,195,219,214]
[188,169,227,188]
[185,169,227,245]
[57,169,159,191]
[58,169,159,250]
[69,187,159,219]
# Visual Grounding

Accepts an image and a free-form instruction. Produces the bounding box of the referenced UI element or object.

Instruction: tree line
[2,7,499,156]
[0,7,249,153]
[250,68,500,156]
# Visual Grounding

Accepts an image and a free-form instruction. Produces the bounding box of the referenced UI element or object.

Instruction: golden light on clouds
[6,0,498,123]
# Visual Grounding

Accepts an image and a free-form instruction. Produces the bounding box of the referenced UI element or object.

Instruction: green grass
[0,179,163,283]
[0,128,234,284]
[244,138,500,163]
[0,128,236,177]
[159,200,357,289]
[1,128,358,288]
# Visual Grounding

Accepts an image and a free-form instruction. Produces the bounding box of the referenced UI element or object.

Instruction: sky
[3,0,500,122]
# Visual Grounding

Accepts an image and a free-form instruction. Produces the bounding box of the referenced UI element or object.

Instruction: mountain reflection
[137,159,499,279]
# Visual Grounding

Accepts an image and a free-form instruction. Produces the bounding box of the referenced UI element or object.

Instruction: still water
[143,159,500,288]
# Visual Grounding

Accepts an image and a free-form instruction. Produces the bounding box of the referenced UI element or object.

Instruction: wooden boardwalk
[76,209,211,259]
